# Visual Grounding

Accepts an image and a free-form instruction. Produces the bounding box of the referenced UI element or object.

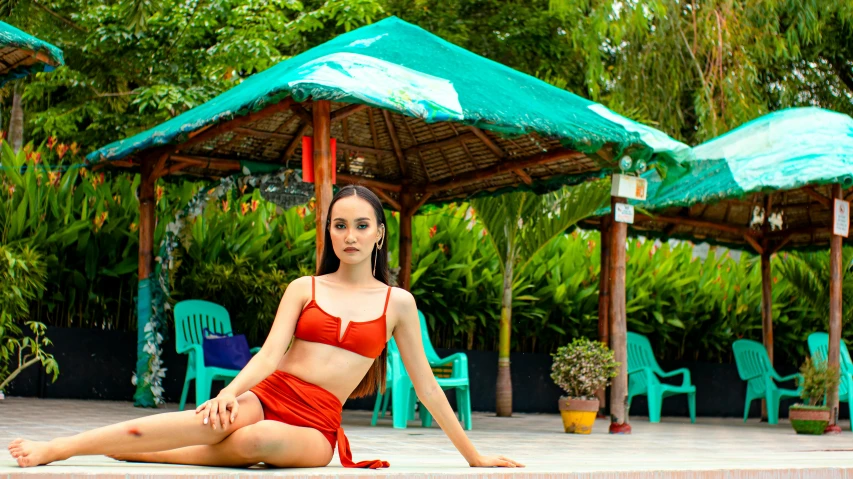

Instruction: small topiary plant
[550,337,619,399]
[797,357,840,407]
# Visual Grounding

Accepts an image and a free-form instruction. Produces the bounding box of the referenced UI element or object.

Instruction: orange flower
[156,185,164,203]
[80,167,88,178]
[70,142,79,155]
[47,136,57,150]
[130,222,138,232]
[241,202,250,215]
[391,211,398,218]
[56,143,69,159]
[429,225,437,238]
[93,211,108,232]
[0,130,6,140]
[250,199,259,212]
[297,207,306,219]
[49,171,61,187]
[27,151,42,164]
[221,199,230,212]
[7,184,15,197]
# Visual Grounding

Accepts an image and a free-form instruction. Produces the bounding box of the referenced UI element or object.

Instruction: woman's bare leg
[7,392,264,468]
[111,420,333,468]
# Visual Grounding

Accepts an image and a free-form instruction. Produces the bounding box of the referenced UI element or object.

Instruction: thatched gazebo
[87,16,688,415]
[0,20,64,86]
[586,107,853,431]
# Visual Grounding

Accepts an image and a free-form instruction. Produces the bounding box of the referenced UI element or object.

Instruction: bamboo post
[313,100,333,268]
[596,215,612,415]
[609,196,631,433]
[398,193,414,290]
[760,245,773,422]
[827,183,844,433]
[134,157,156,407]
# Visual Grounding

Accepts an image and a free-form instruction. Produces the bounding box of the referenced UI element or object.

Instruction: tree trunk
[9,83,24,153]
[496,239,514,417]
[596,216,611,414]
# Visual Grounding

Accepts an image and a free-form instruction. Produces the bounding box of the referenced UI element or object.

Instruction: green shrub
[798,357,840,406]
[0,245,59,392]
[550,337,619,399]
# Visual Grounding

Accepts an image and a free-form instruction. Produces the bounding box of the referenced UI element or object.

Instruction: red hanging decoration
[301,136,337,184]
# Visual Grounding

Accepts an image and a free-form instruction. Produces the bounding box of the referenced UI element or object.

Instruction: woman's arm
[198,276,309,428]
[392,290,524,468]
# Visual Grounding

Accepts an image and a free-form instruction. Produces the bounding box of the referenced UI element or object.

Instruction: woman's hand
[195,391,239,430]
[469,455,525,468]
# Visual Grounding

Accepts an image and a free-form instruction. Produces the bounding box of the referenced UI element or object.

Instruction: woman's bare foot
[107,452,162,463]
[7,439,62,467]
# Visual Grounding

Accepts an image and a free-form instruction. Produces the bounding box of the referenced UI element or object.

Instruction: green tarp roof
[597,107,853,214]
[88,16,689,169]
[0,20,65,87]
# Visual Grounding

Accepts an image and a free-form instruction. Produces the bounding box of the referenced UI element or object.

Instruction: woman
[9,185,524,469]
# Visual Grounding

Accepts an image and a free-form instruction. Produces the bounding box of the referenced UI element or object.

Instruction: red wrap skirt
[250,370,389,469]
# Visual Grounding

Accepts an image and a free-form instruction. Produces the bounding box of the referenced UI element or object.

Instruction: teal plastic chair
[626,332,696,423]
[371,310,472,430]
[807,332,852,429]
[731,339,802,424]
[174,300,259,410]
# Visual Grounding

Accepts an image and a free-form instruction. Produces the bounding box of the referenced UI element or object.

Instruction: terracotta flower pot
[789,405,831,435]
[558,397,600,434]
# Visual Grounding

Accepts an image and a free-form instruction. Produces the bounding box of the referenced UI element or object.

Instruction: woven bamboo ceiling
[106,98,611,211]
[0,46,42,77]
[582,183,853,252]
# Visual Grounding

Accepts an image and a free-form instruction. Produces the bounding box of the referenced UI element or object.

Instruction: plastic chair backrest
[418,310,441,364]
[627,332,662,375]
[732,339,771,381]
[808,332,830,364]
[808,331,850,397]
[174,300,233,353]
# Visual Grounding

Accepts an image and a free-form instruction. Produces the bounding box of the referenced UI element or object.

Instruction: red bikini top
[293,277,390,359]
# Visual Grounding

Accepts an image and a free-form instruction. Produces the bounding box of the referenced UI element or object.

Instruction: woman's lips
[344,247,359,252]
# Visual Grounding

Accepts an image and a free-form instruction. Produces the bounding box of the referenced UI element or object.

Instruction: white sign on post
[614,203,634,224]
[611,174,648,201]
[834,199,850,238]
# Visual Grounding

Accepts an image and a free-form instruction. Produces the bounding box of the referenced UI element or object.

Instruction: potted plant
[789,357,840,435]
[550,337,619,434]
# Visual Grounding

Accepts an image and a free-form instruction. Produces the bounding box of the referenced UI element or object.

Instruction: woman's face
[329,194,384,266]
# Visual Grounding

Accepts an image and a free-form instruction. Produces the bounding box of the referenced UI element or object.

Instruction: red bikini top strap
[311,276,315,301]
[382,286,392,315]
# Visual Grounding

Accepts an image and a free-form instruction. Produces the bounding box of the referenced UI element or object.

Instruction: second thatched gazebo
[586,107,853,431]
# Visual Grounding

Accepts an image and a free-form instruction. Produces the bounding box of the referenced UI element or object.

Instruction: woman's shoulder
[285,275,314,295]
[388,286,416,313]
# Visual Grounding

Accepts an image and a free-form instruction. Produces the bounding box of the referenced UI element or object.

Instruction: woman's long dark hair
[317,185,388,399]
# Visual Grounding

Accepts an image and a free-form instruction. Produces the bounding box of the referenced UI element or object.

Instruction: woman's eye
[335,224,346,229]
[357,224,368,229]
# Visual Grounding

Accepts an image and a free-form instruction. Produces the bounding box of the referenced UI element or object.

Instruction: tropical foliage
[4,0,852,151]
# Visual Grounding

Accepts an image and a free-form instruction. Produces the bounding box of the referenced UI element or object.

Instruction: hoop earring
[372,244,378,277]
